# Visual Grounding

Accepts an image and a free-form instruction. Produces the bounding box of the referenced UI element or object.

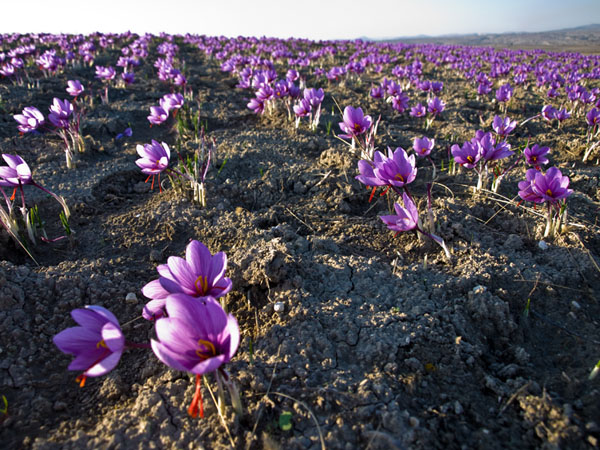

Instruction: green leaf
[278,411,293,431]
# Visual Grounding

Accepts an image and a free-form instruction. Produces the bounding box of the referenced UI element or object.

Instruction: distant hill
[374,24,600,53]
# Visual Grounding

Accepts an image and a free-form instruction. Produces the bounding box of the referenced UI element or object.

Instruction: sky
[4,0,600,40]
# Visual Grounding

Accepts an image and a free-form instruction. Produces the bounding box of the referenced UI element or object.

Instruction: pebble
[274,301,285,312]
[125,293,137,304]
[538,240,549,250]
[571,301,581,310]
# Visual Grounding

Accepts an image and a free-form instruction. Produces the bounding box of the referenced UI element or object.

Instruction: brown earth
[0,37,599,449]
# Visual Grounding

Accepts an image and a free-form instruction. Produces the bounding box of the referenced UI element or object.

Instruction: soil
[1,36,599,450]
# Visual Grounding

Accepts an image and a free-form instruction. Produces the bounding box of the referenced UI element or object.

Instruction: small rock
[571,301,581,310]
[472,285,487,295]
[125,293,137,304]
[149,250,162,262]
[454,401,464,415]
[53,401,67,411]
[538,240,549,250]
[133,182,150,193]
[274,301,285,313]
[409,416,420,428]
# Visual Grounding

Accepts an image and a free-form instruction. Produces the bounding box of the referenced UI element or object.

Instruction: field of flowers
[1,32,599,449]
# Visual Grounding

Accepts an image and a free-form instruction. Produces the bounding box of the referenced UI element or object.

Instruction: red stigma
[188,375,204,418]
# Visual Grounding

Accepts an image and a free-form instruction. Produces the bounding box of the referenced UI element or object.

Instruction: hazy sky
[4,0,600,40]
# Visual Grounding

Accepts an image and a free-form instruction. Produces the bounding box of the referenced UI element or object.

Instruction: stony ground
[0,37,599,449]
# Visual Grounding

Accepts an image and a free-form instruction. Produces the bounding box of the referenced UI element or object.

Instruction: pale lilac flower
[48,98,73,129]
[0,154,32,187]
[413,137,434,157]
[427,97,445,116]
[380,192,419,232]
[492,116,517,138]
[160,93,184,113]
[247,98,264,115]
[451,141,482,169]
[541,105,557,121]
[147,106,168,125]
[338,106,372,138]
[524,144,550,166]
[53,305,124,387]
[66,80,84,97]
[135,140,170,175]
[410,103,426,118]
[356,147,417,188]
[141,240,233,320]
[14,107,45,133]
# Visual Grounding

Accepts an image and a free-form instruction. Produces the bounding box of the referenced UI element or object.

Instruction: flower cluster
[54,240,239,418]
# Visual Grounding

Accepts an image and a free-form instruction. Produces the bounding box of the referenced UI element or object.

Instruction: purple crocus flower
[530,167,572,202]
[121,72,135,85]
[451,141,482,169]
[356,147,417,188]
[151,293,239,418]
[14,106,45,133]
[53,305,124,387]
[555,108,571,123]
[496,83,513,103]
[518,169,545,203]
[48,98,73,129]
[135,140,170,175]
[380,192,419,232]
[586,107,600,127]
[247,98,264,115]
[413,137,434,157]
[151,293,239,375]
[524,144,550,166]
[391,93,410,113]
[293,98,311,117]
[541,105,557,121]
[115,127,132,141]
[492,115,517,138]
[427,97,445,116]
[304,88,324,108]
[338,106,372,139]
[0,154,32,187]
[141,240,232,320]
[147,106,168,125]
[95,65,116,81]
[160,93,184,114]
[410,103,426,118]
[370,86,384,99]
[66,80,84,97]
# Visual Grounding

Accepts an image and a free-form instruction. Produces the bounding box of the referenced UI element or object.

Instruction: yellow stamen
[467,156,474,163]
[195,276,209,295]
[546,189,552,196]
[96,340,108,349]
[195,339,216,360]
[394,174,405,182]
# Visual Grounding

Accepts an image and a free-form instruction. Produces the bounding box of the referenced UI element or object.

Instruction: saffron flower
[451,141,482,169]
[141,240,232,320]
[136,140,170,175]
[529,167,572,203]
[338,106,372,138]
[427,97,445,116]
[151,293,239,418]
[586,107,600,127]
[356,147,417,188]
[160,93,184,114]
[410,103,426,118]
[413,137,434,157]
[370,86,384,99]
[66,80,84,97]
[48,98,73,129]
[53,305,124,387]
[14,106,45,133]
[492,115,516,138]
[518,169,544,203]
[380,192,419,232]
[524,144,550,166]
[541,105,557,122]
[0,154,32,187]
[496,83,513,103]
[247,98,264,115]
[147,106,168,125]
[95,65,116,81]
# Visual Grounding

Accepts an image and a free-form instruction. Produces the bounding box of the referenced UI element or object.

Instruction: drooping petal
[84,350,123,377]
